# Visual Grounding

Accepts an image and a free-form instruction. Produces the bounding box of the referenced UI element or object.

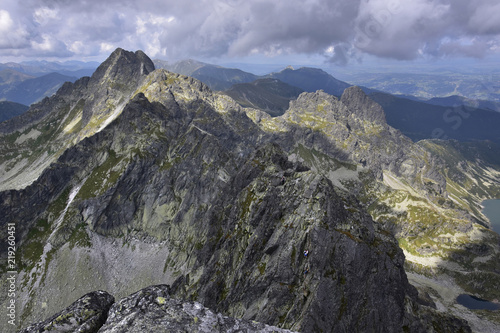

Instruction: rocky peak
[89,48,154,86]
[0,49,157,192]
[253,86,446,191]
[340,86,387,125]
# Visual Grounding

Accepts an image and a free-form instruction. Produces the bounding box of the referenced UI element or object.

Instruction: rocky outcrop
[252,87,447,194]
[18,290,114,333]
[0,92,419,331]
[18,285,297,333]
[100,285,297,333]
[340,86,386,125]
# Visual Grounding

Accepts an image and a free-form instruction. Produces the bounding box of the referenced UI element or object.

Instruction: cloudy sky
[1,0,500,69]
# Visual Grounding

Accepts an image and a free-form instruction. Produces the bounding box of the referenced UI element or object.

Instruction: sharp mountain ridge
[0,48,154,192]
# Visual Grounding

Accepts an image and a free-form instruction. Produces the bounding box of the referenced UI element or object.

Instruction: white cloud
[100,43,115,53]
[0,9,30,49]
[31,33,71,56]
[33,7,58,26]
[0,0,499,62]
[0,9,14,32]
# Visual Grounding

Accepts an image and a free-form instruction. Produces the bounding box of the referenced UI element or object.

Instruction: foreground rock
[98,285,296,333]
[18,291,114,333]
[19,285,297,333]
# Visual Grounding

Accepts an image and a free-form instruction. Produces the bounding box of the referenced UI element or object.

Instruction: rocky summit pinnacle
[340,85,387,125]
[89,48,155,86]
[0,48,156,191]
[3,48,498,333]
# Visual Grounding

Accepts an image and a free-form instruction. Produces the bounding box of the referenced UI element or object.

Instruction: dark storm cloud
[224,1,361,56]
[0,0,499,62]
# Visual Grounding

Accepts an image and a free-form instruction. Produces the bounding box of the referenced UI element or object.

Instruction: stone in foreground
[18,290,114,333]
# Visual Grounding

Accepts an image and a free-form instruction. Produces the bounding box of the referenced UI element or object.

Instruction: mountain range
[0,60,99,78]
[425,95,500,112]
[155,59,259,91]
[0,60,98,107]
[334,71,500,104]
[158,59,500,145]
[223,78,304,116]
[4,56,499,145]
[0,72,78,106]
[0,49,499,332]
[369,92,500,143]
[0,101,29,123]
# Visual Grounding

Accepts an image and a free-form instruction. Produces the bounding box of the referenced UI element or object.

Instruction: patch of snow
[29,181,85,290]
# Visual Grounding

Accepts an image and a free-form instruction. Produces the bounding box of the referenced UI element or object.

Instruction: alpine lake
[456,199,500,311]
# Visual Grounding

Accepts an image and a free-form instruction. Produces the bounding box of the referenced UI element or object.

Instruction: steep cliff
[246,86,500,332]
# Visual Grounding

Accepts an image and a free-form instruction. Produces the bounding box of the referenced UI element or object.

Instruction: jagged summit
[341,85,387,125]
[0,49,157,191]
[90,48,155,85]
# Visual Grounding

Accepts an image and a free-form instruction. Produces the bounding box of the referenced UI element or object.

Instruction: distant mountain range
[0,68,34,85]
[0,60,99,77]
[154,59,258,90]
[0,101,28,122]
[370,92,500,143]
[266,66,351,97]
[0,71,78,106]
[424,95,500,112]
[155,59,351,97]
[3,57,500,146]
[338,71,500,104]
[223,78,303,116]
[0,60,98,109]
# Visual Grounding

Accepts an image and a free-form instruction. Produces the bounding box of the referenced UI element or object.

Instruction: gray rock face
[0,47,155,192]
[18,290,114,333]
[340,86,387,125]
[98,285,297,333]
[17,285,297,333]
[269,88,447,193]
